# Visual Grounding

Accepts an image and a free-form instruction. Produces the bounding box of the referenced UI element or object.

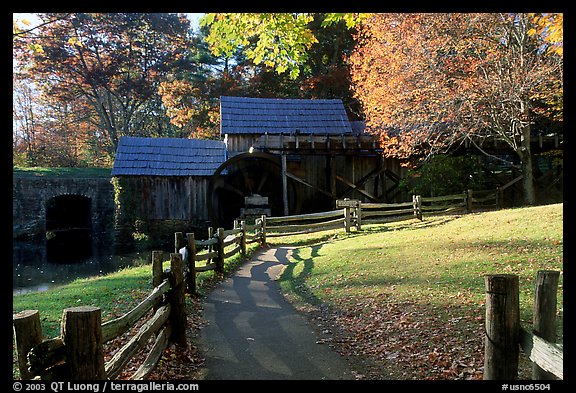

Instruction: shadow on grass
[267,215,463,251]
[277,243,328,309]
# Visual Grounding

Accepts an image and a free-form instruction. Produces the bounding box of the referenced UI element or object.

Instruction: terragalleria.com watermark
[13,381,200,393]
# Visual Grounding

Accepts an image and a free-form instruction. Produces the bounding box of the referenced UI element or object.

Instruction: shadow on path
[197,246,353,380]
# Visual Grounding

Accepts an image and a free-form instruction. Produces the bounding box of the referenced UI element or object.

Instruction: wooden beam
[519,328,563,380]
[281,153,289,216]
[285,172,333,198]
[330,155,337,198]
[337,165,389,201]
[336,175,379,202]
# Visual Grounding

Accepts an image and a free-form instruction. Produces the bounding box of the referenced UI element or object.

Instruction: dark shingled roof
[220,96,353,135]
[111,136,226,176]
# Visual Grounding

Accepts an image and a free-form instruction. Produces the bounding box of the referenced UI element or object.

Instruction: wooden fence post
[207,227,214,265]
[260,215,267,246]
[169,253,187,347]
[186,233,197,295]
[61,306,106,379]
[216,228,225,275]
[152,251,164,312]
[343,201,351,234]
[466,189,473,213]
[532,270,560,380]
[484,274,520,380]
[152,251,164,287]
[355,202,362,231]
[240,220,247,255]
[13,310,43,380]
[174,232,184,253]
[412,195,423,220]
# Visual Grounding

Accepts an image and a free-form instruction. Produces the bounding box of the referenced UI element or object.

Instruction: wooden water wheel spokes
[208,152,299,228]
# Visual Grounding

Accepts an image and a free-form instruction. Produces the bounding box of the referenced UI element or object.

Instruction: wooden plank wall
[287,154,408,212]
[131,176,210,221]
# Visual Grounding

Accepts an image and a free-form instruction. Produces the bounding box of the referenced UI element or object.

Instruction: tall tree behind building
[348,13,562,205]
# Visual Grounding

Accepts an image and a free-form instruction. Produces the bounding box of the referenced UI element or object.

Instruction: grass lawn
[273,204,563,380]
[13,204,563,380]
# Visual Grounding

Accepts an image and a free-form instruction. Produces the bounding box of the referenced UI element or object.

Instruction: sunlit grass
[279,204,563,333]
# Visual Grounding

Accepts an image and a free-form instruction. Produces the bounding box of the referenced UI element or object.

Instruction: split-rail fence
[13,187,500,380]
[13,253,187,380]
[484,271,563,380]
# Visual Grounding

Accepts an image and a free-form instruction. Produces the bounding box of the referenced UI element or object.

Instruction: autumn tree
[13,13,195,157]
[13,76,40,166]
[349,13,563,205]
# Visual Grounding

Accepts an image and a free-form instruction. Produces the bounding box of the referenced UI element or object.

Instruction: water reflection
[13,240,149,295]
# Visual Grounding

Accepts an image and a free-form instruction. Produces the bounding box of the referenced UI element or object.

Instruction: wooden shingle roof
[111,136,226,176]
[220,96,353,135]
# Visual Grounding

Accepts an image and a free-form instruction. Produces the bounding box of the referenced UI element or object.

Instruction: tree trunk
[518,100,536,205]
[518,148,535,205]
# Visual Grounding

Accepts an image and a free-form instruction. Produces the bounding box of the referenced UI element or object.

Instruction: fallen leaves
[103,297,207,380]
[297,296,486,380]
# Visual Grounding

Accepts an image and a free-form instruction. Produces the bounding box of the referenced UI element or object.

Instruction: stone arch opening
[45,194,92,263]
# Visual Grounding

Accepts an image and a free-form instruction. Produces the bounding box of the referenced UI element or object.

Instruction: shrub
[400,154,486,197]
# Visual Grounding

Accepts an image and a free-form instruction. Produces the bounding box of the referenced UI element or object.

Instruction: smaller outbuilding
[111,136,226,251]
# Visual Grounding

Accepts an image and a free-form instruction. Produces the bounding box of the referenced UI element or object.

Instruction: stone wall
[12,177,115,243]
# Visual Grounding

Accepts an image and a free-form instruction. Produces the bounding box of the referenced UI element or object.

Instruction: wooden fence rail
[175,219,265,295]
[13,188,500,380]
[484,271,563,380]
[262,188,498,238]
[13,253,187,380]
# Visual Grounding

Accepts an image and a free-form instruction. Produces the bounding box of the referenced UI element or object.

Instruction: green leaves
[201,13,317,79]
[200,13,364,79]
[321,13,366,29]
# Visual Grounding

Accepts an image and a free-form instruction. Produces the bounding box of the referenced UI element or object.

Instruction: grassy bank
[275,204,563,379]
[13,166,112,178]
[12,243,259,379]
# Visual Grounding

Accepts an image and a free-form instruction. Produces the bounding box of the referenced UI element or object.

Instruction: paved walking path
[196,246,354,380]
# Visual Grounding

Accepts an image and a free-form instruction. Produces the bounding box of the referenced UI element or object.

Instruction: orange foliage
[349,13,563,162]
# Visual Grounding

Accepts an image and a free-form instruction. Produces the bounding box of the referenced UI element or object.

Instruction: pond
[13,238,150,296]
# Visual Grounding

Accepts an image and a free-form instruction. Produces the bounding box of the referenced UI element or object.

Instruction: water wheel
[208,152,300,228]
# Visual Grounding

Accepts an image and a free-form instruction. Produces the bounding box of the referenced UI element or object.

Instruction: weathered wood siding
[225,134,260,157]
[129,176,209,221]
[285,154,408,213]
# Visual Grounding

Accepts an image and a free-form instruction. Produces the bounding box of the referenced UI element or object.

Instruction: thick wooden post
[216,228,225,275]
[186,233,197,295]
[13,310,43,380]
[532,270,560,380]
[484,274,520,380]
[61,306,106,379]
[169,253,187,347]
